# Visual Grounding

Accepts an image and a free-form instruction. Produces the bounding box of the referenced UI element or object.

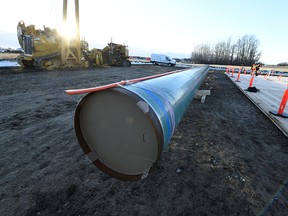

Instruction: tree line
[191,35,261,66]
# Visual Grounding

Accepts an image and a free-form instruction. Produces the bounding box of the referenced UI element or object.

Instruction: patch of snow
[0,60,20,67]
[131,61,152,65]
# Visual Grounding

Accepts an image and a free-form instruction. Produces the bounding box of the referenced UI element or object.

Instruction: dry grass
[0,53,19,60]
[259,65,288,72]
[210,64,288,72]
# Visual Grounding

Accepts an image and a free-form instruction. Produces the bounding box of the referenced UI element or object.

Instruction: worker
[251,63,256,76]
[255,63,261,76]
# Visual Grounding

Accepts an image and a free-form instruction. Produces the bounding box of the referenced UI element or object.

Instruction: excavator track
[121,59,132,67]
[35,55,90,70]
[18,59,34,68]
[34,53,62,70]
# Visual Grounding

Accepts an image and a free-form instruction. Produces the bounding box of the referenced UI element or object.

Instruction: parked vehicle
[150,53,176,66]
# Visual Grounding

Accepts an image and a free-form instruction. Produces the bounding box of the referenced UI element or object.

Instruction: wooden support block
[194,90,211,103]
[201,95,206,103]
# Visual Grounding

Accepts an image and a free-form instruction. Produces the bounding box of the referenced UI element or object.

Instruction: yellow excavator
[17,0,131,70]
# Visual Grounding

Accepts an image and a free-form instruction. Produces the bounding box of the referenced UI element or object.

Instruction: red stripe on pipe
[65,69,185,95]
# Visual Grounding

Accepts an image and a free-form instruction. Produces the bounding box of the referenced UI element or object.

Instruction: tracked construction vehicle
[16,0,130,70]
[17,21,131,70]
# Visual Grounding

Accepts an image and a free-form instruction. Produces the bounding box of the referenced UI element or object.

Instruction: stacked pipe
[72,66,210,180]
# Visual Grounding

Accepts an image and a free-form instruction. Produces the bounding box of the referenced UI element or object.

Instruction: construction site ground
[0,65,287,216]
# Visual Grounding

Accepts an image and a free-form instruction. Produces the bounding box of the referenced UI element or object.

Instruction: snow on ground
[0,60,20,67]
[131,61,152,65]
[131,61,194,68]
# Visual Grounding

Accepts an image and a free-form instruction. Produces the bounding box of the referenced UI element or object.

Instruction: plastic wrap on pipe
[74,65,210,180]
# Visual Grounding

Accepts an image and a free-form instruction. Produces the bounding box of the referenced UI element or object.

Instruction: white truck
[150,53,176,67]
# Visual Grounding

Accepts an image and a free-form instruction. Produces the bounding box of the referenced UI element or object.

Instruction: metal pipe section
[75,66,210,180]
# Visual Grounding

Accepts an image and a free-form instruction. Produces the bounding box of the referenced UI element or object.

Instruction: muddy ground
[0,65,287,216]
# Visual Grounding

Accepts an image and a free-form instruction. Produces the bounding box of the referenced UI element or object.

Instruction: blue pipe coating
[122,65,209,148]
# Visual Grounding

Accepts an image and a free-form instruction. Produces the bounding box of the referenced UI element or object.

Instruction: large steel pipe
[75,66,209,180]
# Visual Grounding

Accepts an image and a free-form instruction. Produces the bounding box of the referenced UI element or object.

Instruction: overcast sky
[0,0,287,64]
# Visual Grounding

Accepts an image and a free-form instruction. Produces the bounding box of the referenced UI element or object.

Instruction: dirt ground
[1,65,288,216]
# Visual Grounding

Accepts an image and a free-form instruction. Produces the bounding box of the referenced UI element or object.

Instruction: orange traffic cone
[245,75,259,92]
[249,75,255,87]
[226,66,229,74]
[231,67,235,77]
[235,70,241,82]
[269,85,288,118]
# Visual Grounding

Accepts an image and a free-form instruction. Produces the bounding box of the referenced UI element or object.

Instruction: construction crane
[17,0,131,70]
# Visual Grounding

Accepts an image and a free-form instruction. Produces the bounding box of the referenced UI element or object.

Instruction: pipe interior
[79,90,159,175]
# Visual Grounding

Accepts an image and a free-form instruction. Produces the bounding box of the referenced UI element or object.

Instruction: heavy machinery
[16,0,130,70]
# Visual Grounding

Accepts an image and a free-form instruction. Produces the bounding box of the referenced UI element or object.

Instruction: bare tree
[191,43,213,64]
[191,35,261,65]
